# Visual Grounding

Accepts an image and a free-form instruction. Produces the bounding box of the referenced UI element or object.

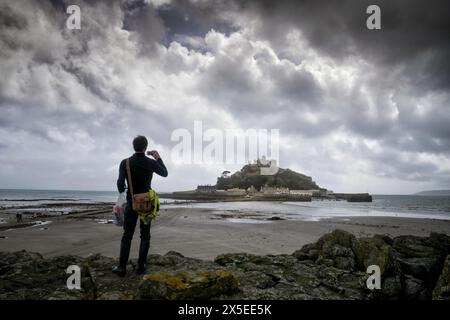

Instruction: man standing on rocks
[112,136,168,277]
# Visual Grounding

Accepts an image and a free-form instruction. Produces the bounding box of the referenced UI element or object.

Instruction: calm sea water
[170,194,450,221]
[1,189,450,221]
[0,189,118,207]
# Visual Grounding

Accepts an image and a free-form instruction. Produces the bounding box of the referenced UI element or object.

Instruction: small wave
[30,221,52,227]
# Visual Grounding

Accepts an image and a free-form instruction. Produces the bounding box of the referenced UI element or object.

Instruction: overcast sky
[0,0,449,194]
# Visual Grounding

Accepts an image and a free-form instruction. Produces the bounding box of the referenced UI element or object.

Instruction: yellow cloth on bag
[138,190,160,225]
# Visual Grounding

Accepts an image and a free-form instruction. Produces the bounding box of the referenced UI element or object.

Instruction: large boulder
[292,243,319,261]
[316,229,356,248]
[403,275,428,300]
[138,270,239,300]
[294,230,357,271]
[352,236,405,300]
[433,255,450,300]
[380,275,404,299]
[393,233,449,293]
[426,232,450,254]
[352,235,399,276]
[79,254,140,299]
[0,251,89,299]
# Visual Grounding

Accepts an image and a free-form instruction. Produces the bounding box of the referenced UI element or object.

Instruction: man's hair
[133,135,148,152]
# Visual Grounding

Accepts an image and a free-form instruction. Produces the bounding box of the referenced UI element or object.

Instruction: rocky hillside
[216,163,321,191]
[1,230,450,300]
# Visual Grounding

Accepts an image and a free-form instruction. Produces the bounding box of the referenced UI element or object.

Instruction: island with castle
[160,158,372,202]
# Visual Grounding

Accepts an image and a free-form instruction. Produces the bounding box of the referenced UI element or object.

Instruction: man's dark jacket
[117,153,168,201]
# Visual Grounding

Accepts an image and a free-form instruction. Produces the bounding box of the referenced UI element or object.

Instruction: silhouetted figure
[112,135,168,277]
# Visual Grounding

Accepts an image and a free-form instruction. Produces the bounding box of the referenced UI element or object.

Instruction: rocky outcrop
[432,255,450,300]
[333,193,373,202]
[293,230,450,300]
[1,230,449,300]
[392,232,450,299]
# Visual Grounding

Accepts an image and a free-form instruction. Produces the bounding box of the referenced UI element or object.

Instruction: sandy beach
[1,205,450,260]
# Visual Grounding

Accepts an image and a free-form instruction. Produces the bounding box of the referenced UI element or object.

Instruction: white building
[261,186,290,194]
[290,189,321,196]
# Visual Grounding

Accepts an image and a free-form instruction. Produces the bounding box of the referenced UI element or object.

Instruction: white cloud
[0,0,448,194]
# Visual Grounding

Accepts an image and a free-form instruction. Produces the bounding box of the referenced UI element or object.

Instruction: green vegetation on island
[216,162,321,191]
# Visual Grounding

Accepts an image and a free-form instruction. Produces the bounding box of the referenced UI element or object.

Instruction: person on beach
[112,135,168,277]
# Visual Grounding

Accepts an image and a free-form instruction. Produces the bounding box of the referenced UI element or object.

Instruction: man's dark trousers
[119,201,151,268]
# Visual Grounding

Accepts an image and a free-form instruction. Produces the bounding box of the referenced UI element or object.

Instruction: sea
[1,189,450,222]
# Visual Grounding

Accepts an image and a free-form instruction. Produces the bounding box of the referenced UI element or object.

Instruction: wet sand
[1,207,450,260]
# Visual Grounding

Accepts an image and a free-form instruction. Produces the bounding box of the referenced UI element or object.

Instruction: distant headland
[160,159,372,202]
[414,190,450,196]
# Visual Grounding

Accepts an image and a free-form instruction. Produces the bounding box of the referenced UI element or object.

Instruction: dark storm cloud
[170,0,450,157]
[169,0,450,93]
[121,0,166,48]
[165,1,450,60]
[156,0,238,46]
[195,29,327,135]
[231,0,450,90]
[0,4,27,30]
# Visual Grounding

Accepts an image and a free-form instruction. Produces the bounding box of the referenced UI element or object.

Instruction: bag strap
[126,158,134,197]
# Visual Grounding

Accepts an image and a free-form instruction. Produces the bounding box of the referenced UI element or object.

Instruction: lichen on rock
[138,270,239,300]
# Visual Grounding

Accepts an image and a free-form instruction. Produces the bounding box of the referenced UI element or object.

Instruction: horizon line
[1,187,448,196]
